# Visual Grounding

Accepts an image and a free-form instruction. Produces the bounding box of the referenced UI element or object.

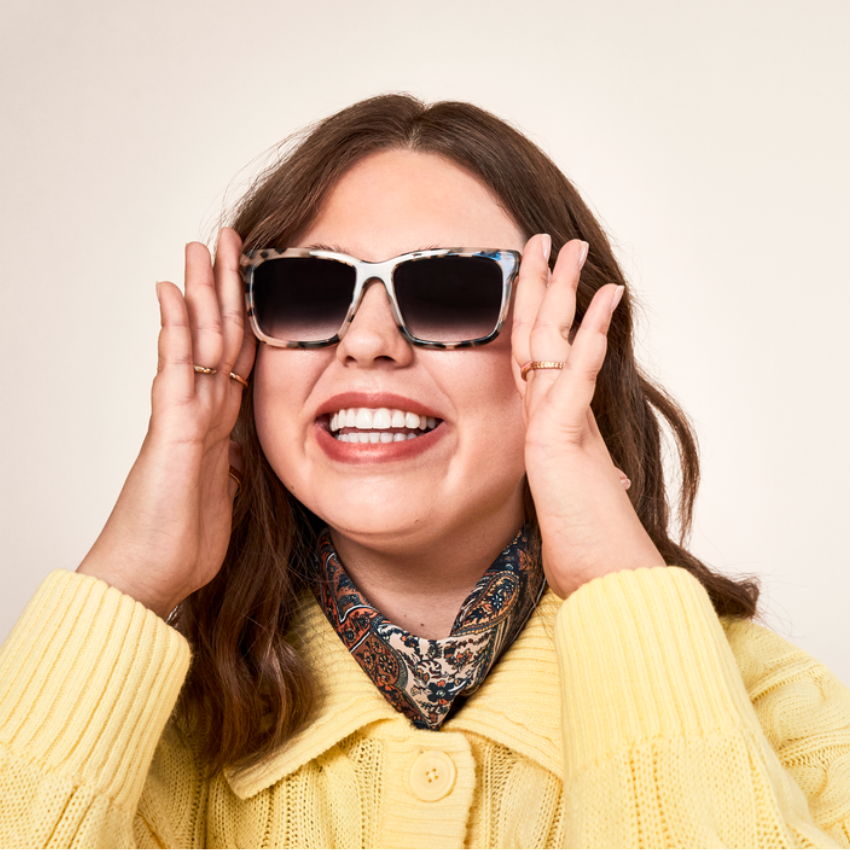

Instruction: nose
[335,280,414,368]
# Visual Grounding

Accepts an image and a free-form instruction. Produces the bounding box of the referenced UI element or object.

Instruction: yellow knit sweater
[1,567,848,848]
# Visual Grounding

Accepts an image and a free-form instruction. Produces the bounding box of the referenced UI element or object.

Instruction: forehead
[298,149,525,261]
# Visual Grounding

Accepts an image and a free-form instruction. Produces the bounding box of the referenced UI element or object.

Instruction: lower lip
[315,421,445,463]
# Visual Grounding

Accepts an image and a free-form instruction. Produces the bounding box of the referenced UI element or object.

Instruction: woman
[1,95,848,848]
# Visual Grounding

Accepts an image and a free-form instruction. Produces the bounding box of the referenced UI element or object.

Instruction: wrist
[540,512,665,598]
[76,557,179,619]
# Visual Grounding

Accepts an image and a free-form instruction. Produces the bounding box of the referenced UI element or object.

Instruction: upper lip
[316,392,443,420]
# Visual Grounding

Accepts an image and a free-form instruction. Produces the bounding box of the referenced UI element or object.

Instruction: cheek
[251,347,319,488]
[459,346,526,460]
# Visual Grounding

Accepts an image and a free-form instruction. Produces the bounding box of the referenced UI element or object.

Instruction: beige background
[1,0,848,684]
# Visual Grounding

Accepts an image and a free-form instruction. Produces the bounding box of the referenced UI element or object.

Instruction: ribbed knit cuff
[0,570,191,810]
[555,567,757,775]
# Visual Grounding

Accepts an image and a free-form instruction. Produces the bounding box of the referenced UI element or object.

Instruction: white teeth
[372,408,392,429]
[333,407,438,431]
[330,406,441,442]
[333,427,431,443]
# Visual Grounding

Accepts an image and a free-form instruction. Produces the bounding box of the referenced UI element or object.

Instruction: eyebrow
[303,242,346,253]
[302,243,444,257]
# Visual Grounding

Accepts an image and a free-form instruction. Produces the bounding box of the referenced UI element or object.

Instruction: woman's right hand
[77,228,257,618]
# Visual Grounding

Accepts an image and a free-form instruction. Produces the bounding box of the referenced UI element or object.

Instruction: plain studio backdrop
[1,1,848,685]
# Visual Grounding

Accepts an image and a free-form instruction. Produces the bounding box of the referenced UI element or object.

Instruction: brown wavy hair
[173,94,760,774]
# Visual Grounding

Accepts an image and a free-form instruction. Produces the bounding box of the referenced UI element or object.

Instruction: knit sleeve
[554,566,849,848]
[0,570,196,849]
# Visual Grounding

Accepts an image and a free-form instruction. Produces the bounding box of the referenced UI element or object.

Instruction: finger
[528,239,588,379]
[511,234,551,378]
[184,241,224,372]
[230,320,257,387]
[214,228,248,370]
[548,284,624,425]
[153,280,195,405]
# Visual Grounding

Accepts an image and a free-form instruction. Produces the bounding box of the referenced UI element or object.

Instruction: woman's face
[254,150,528,555]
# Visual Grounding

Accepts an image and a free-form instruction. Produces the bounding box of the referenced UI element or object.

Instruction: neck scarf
[311,526,545,730]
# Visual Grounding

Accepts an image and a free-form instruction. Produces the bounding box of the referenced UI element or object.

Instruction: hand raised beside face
[512,235,665,598]
[77,229,256,617]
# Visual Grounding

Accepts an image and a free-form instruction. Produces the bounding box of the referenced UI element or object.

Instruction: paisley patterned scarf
[311,526,545,730]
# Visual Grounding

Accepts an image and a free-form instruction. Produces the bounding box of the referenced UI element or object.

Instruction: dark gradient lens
[252,257,356,342]
[393,256,504,342]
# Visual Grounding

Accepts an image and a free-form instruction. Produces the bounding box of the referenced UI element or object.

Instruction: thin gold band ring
[228,466,243,493]
[193,365,248,389]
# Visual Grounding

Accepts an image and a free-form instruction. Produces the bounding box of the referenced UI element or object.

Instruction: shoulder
[722,615,850,746]
[723,616,850,839]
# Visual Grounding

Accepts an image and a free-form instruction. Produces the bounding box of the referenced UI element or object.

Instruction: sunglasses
[239,247,521,349]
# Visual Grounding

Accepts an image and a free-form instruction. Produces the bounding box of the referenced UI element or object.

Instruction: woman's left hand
[512,234,665,598]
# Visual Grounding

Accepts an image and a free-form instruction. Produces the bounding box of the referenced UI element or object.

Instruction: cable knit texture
[1,567,848,848]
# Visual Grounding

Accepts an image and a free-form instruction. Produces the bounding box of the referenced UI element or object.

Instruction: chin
[309,493,433,542]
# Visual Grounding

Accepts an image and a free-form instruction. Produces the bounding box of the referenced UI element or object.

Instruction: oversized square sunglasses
[239,248,521,349]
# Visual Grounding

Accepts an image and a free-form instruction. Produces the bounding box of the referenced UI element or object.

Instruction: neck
[329,510,524,639]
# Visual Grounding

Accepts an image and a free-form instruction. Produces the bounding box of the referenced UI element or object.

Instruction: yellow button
[409,750,457,802]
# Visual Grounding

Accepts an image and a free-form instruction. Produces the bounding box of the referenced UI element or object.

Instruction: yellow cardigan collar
[226,589,564,799]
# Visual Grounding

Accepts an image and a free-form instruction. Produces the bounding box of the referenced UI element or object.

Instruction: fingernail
[621,476,632,491]
[578,241,589,270]
[540,234,551,261]
[610,285,625,314]
[155,281,162,299]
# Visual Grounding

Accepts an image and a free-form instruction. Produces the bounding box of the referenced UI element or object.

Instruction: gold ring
[229,372,249,389]
[521,361,566,381]
[193,365,218,375]
[228,466,243,493]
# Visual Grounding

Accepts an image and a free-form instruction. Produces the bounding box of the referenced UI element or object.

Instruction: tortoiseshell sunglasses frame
[239,247,521,350]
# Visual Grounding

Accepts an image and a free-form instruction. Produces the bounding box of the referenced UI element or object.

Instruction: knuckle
[196,318,224,335]
[220,306,245,327]
[165,314,190,330]
[564,358,600,387]
[531,310,572,335]
[171,351,195,367]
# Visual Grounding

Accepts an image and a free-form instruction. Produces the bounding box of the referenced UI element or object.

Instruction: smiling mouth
[327,407,441,443]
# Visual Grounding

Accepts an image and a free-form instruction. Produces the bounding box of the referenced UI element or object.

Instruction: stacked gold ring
[520,360,566,381]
